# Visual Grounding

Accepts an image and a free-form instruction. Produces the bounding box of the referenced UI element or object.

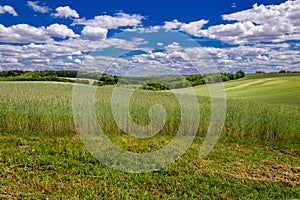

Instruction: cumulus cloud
[1,42,86,71]
[222,0,300,24]
[123,25,160,33]
[124,19,208,34]
[179,20,209,36]
[74,58,81,64]
[50,37,145,53]
[163,19,183,31]
[195,0,300,44]
[0,34,150,71]
[0,24,49,43]
[1,38,299,73]
[27,1,50,13]
[0,23,77,43]
[1,0,299,73]
[184,43,300,73]
[52,6,79,18]
[123,42,300,75]
[81,26,108,41]
[198,21,267,44]
[73,12,143,29]
[163,19,209,36]
[0,5,17,16]
[46,24,77,38]
[163,0,300,45]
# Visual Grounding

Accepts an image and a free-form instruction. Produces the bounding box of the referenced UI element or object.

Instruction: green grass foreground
[0,133,299,199]
[0,75,299,199]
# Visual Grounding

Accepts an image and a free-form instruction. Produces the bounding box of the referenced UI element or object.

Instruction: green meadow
[0,73,299,199]
[186,73,300,105]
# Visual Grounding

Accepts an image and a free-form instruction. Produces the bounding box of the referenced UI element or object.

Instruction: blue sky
[0,0,299,74]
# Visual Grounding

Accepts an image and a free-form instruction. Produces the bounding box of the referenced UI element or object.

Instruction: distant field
[181,73,300,105]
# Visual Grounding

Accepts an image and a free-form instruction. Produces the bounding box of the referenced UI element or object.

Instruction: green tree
[236,70,245,79]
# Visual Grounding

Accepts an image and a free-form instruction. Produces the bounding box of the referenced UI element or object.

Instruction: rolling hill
[186,73,300,105]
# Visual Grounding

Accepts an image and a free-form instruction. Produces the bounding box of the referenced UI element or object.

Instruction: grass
[0,81,299,141]
[183,73,300,105]
[0,76,299,199]
[0,132,299,199]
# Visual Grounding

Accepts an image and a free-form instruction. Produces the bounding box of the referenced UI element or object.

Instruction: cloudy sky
[0,0,299,75]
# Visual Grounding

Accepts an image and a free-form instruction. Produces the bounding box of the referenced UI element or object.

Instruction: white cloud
[73,12,143,29]
[52,6,79,18]
[194,0,300,44]
[81,26,107,41]
[46,24,77,38]
[222,1,299,24]
[1,38,299,73]
[0,42,86,71]
[52,37,145,52]
[0,24,49,43]
[0,5,17,16]
[124,19,208,35]
[27,1,50,13]
[123,25,160,33]
[118,42,300,75]
[163,19,208,36]
[163,19,182,31]
[184,43,300,73]
[179,20,209,36]
[0,34,150,71]
[0,23,78,43]
[165,42,182,52]
[74,58,81,64]
[161,1,300,45]
[198,21,267,44]
[1,0,299,73]
[23,43,77,57]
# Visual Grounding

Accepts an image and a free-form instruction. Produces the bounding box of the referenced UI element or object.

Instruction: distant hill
[183,73,300,105]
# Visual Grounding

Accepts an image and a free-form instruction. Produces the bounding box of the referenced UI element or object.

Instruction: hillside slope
[188,74,300,105]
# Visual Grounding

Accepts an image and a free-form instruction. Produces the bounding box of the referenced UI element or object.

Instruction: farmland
[183,73,300,105]
[0,73,299,199]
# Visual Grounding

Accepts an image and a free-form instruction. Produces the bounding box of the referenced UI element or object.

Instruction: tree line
[0,69,247,90]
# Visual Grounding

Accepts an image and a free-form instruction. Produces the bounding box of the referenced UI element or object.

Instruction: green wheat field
[0,73,299,199]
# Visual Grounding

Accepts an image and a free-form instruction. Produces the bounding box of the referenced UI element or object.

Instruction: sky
[0,0,300,75]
